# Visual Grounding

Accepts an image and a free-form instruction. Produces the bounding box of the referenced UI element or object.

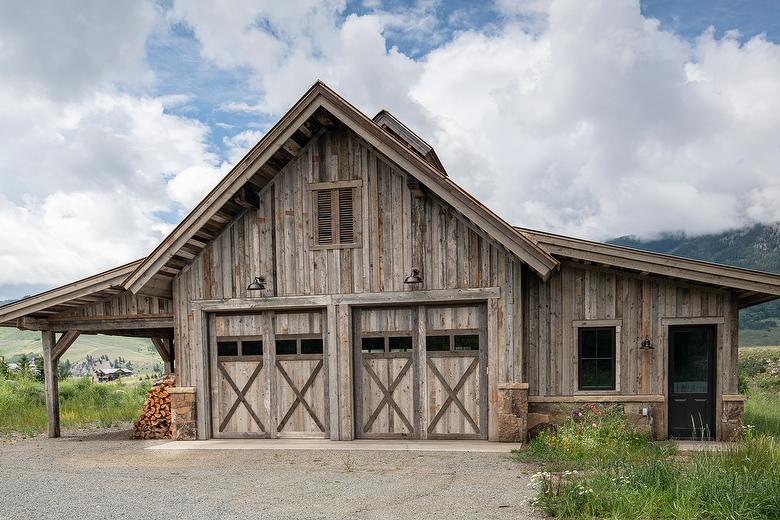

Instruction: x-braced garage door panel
[211,314,270,438]
[353,304,487,440]
[354,307,416,439]
[209,311,328,439]
[425,305,486,440]
[274,311,328,438]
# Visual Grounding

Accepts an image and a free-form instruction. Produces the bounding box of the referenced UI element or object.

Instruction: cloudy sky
[1,0,780,300]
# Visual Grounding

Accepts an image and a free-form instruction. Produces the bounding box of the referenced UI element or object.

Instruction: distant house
[2,82,780,442]
[95,368,133,383]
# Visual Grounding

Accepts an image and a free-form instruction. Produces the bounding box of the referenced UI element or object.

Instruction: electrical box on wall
[641,407,649,417]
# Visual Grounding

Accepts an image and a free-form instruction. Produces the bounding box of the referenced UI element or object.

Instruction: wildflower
[592,423,598,428]
[589,404,595,410]
[577,411,583,417]
[597,410,603,415]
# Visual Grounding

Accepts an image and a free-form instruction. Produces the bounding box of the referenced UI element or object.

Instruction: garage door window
[426,331,481,352]
[216,337,262,358]
[361,334,413,353]
[276,336,324,357]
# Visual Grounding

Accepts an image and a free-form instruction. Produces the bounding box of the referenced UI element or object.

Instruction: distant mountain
[610,223,780,346]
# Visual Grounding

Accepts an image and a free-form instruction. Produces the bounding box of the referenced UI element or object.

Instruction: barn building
[2,82,780,442]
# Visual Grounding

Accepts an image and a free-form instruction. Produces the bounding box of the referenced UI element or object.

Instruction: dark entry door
[668,325,716,440]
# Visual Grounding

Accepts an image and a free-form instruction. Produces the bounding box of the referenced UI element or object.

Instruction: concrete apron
[148,439,522,453]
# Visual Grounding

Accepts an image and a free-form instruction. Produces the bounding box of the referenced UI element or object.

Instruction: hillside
[611,223,780,346]
[0,328,163,375]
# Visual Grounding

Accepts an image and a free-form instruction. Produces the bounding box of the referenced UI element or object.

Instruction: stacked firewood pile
[132,375,175,439]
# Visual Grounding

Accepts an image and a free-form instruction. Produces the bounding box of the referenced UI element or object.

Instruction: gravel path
[0,429,541,519]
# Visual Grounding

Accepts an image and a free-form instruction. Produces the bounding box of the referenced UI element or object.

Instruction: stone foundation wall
[528,400,666,439]
[721,397,745,442]
[169,387,197,440]
[497,383,529,442]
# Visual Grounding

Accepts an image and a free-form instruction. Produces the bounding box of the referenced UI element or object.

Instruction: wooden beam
[42,331,60,438]
[52,331,80,361]
[151,337,172,373]
[233,186,260,209]
[192,288,502,314]
[19,315,174,333]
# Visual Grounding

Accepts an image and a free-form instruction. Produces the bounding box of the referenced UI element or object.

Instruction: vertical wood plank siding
[173,126,521,386]
[524,263,738,398]
[57,291,173,318]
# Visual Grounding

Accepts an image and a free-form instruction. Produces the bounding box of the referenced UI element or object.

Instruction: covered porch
[0,260,175,437]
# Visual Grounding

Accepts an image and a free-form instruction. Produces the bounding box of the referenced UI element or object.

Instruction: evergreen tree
[58,359,72,379]
[18,353,30,375]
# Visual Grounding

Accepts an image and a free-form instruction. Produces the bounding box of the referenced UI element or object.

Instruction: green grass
[519,403,780,519]
[739,346,780,437]
[0,376,149,436]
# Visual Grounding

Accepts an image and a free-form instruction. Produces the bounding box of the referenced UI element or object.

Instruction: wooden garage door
[273,312,328,438]
[353,307,417,439]
[210,314,270,438]
[209,311,328,439]
[425,306,486,439]
[353,305,487,440]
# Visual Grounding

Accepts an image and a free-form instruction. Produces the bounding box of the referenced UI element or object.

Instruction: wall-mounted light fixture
[403,268,423,285]
[640,338,653,350]
[247,276,266,291]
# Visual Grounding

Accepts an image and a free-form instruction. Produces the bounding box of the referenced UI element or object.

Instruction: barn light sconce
[247,276,266,291]
[640,338,653,350]
[404,268,423,285]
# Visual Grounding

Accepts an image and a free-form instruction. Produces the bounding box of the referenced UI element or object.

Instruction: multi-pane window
[425,332,480,352]
[275,336,324,356]
[312,182,360,247]
[361,334,413,353]
[216,337,263,358]
[578,327,616,390]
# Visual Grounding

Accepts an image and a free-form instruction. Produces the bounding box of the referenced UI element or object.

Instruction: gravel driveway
[0,429,541,519]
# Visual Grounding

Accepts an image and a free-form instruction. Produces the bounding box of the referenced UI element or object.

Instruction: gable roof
[518,227,780,308]
[122,81,559,293]
[0,259,143,324]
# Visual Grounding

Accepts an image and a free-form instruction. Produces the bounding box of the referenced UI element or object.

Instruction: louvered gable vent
[314,184,359,247]
[338,188,354,243]
[316,190,333,245]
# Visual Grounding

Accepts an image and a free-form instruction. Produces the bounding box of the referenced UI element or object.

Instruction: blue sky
[147,0,780,178]
[1,0,780,300]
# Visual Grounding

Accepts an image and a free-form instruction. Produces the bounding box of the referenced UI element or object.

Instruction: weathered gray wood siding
[56,291,173,319]
[523,262,739,398]
[173,126,522,387]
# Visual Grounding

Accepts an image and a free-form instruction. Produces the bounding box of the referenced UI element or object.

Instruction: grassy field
[0,328,162,374]
[0,376,149,437]
[740,346,780,437]
[518,347,780,519]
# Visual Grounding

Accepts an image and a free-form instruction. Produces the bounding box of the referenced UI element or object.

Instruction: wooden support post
[41,330,80,439]
[42,331,60,438]
[337,303,354,440]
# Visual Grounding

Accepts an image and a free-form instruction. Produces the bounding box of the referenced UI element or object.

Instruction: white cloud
[0,1,225,295]
[171,0,780,242]
[4,0,780,297]
[411,0,780,240]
